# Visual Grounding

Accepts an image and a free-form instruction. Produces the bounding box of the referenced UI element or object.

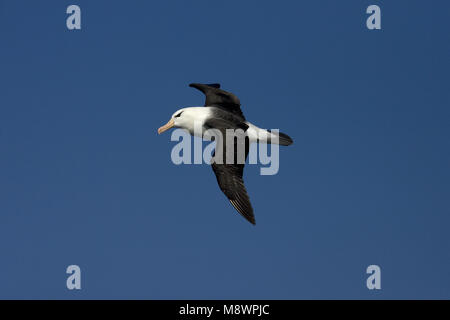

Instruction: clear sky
[0,0,449,299]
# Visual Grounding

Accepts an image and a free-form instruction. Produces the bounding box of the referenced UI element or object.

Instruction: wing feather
[189,83,245,120]
[208,122,254,225]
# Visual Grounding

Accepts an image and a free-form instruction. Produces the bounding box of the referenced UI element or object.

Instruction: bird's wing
[205,118,254,224]
[189,83,245,121]
[211,162,255,225]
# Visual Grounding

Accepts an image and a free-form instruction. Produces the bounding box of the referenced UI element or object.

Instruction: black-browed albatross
[158,83,293,225]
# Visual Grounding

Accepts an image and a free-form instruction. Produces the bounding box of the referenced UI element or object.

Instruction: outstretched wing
[206,118,254,225]
[211,162,254,225]
[189,83,245,121]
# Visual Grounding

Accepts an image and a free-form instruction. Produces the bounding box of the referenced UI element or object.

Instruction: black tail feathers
[277,132,293,146]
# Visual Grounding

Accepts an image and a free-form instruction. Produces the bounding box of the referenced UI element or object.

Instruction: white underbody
[172,107,279,144]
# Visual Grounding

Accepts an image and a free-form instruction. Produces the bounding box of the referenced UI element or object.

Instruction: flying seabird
[158,83,293,225]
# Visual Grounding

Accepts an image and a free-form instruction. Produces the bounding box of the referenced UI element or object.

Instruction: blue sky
[0,0,449,299]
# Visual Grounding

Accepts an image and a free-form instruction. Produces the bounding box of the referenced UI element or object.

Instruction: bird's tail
[275,131,294,146]
[246,123,293,146]
[257,129,293,146]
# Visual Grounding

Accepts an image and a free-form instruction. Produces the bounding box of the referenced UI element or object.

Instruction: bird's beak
[158,118,175,134]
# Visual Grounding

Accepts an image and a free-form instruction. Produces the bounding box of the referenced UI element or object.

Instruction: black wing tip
[246,215,256,225]
[229,199,256,225]
[189,83,221,89]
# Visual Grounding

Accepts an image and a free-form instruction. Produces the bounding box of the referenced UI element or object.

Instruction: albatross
[158,83,293,225]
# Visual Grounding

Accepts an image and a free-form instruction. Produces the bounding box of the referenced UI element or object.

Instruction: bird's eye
[174,112,183,118]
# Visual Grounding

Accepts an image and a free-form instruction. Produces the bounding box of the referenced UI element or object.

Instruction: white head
[157,107,204,134]
[157,108,184,134]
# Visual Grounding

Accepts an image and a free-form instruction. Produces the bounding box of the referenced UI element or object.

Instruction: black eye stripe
[175,111,183,118]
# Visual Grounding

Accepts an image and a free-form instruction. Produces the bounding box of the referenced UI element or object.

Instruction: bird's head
[157,108,187,134]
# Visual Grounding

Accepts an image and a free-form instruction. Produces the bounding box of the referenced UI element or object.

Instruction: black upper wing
[189,83,245,121]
